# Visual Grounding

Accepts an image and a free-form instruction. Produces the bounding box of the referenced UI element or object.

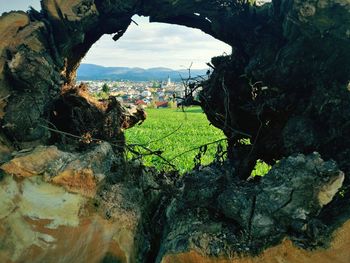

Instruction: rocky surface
[0,0,349,262]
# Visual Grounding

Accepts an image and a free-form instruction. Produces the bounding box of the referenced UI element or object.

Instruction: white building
[141,90,152,97]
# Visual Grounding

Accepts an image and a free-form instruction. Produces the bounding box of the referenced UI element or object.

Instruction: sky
[0,0,232,69]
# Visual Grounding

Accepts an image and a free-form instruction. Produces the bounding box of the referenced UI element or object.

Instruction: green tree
[102,83,110,94]
[151,81,161,89]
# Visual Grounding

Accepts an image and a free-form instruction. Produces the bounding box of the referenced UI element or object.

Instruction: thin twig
[40,124,176,169]
[127,123,184,147]
[128,144,176,169]
[169,138,227,161]
[222,76,230,129]
[39,124,89,140]
[188,62,193,80]
[131,19,139,26]
[40,124,228,171]
[147,123,184,145]
[0,95,10,102]
[39,125,125,148]
[210,112,252,138]
[206,62,215,70]
[246,106,263,160]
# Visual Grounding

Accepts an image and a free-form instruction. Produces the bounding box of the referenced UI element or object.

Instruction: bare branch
[131,19,139,26]
[0,95,10,102]
[169,138,227,162]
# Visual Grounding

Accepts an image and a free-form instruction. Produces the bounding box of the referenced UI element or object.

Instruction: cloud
[83,15,231,69]
[1,2,231,69]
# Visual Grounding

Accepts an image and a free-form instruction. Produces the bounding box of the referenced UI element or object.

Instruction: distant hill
[77,64,208,81]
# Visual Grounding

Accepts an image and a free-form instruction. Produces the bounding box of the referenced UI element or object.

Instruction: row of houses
[135,100,170,108]
[80,78,185,106]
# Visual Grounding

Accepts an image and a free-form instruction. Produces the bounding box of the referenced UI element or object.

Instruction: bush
[102,83,110,94]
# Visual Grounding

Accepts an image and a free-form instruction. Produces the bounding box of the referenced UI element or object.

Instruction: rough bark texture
[0,144,168,262]
[0,0,349,262]
[158,154,345,260]
[200,0,350,180]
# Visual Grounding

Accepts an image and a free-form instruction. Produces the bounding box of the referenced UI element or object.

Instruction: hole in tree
[71,15,232,173]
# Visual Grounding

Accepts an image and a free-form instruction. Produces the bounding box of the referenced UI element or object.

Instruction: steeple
[167,75,171,86]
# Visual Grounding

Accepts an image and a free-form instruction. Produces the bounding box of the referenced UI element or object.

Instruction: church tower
[166,76,171,86]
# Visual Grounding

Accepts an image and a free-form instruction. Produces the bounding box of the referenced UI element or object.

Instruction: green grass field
[125,107,227,173]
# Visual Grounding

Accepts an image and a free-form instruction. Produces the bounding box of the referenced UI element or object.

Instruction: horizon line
[80,62,209,71]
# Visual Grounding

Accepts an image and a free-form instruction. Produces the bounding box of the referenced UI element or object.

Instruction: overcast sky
[1,1,231,69]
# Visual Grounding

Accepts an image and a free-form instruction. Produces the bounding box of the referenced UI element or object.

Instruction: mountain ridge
[77,63,208,81]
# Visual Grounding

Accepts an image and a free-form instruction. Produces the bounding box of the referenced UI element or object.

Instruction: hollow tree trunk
[0,0,349,262]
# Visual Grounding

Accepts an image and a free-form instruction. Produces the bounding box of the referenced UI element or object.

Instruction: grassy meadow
[125,107,227,173]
